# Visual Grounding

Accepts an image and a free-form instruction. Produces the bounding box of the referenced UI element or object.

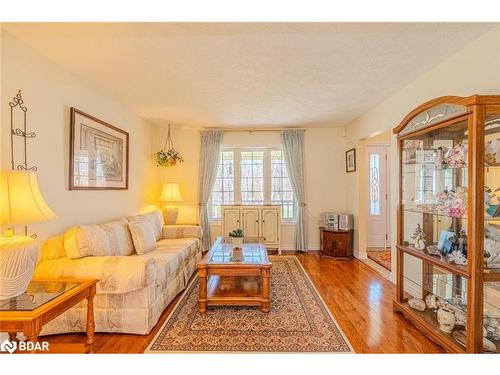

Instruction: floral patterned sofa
[34,210,202,335]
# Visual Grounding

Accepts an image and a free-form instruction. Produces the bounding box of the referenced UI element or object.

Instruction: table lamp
[159,183,183,225]
[0,171,56,299]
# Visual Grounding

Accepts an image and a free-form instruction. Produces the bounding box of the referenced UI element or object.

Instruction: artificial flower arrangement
[154,148,184,167]
[154,124,184,167]
[435,186,468,218]
[433,141,468,169]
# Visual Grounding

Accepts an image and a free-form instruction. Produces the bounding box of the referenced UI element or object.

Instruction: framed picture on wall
[345,148,356,173]
[69,108,129,190]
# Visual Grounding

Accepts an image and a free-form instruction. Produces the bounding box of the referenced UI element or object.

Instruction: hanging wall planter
[154,124,184,167]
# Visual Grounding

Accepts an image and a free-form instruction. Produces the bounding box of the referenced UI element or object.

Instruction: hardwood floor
[43,252,442,353]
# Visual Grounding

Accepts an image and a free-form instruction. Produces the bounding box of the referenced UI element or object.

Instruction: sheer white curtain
[198,129,224,251]
[281,129,307,252]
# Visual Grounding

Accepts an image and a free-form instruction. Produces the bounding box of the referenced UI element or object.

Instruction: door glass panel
[369,153,381,216]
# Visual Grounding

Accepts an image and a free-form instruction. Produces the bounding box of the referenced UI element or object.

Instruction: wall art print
[69,108,129,190]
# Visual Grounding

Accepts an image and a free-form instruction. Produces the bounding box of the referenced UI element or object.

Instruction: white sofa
[34,210,202,335]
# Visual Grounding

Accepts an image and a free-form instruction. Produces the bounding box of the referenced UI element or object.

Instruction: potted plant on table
[229,229,244,249]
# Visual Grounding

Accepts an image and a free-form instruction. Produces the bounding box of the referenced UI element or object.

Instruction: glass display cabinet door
[401,119,469,263]
[483,106,500,353]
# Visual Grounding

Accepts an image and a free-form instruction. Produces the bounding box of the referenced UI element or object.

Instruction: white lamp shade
[159,183,184,202]
[1,171,56,226]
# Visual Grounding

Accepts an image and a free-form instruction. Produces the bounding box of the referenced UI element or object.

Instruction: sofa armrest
[162,225,203,240]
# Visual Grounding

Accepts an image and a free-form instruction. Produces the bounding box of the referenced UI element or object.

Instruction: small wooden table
[0,279,97,354]
[197,237,272,313]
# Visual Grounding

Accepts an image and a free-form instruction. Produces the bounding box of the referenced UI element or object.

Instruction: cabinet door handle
[255,220,259,223]
[236,220,240,223]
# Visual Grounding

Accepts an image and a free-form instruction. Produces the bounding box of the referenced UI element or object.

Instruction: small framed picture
[69,108,129,190]
[345,148,356,173]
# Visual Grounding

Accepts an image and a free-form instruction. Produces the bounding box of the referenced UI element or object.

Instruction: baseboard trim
[353,249,367,260]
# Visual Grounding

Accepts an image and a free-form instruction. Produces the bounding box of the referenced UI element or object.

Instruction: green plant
[229,229,244,238]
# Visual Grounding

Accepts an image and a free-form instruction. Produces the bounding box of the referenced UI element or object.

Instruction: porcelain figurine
[425,294,438,310]
[444,141,468,168]
[411,224,426,250]
[408,298,426,312]
[484,316,500,341]
[485,139,500,165]
[447,250,468,265]
[437,308,456,333]
[454,309,467,328]
[434,146,448,169]
[426,245,440,257]
[484,237,500,268]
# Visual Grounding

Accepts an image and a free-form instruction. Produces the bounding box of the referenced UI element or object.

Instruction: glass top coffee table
[0,279,97,353]
[197,237,272,313]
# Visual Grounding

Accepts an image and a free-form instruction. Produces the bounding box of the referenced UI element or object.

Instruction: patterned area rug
[146,255,353,353]
[367,250,391,271]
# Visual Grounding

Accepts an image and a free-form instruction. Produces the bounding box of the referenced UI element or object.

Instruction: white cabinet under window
[241,208,260,238]
[222,205,281,254]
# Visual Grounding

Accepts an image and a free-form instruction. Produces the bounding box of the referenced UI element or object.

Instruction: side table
[0,279,97,353]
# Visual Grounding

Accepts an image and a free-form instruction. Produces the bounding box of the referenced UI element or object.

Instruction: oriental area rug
[146,255,353,353]
[367,249,392,271]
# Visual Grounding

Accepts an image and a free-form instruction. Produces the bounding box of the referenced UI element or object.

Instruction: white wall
[1,31,159,241]
[345,25,500,282]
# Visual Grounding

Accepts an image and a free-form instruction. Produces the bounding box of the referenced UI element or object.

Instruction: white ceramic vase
[437,308,456,333]
[231,237,244,249]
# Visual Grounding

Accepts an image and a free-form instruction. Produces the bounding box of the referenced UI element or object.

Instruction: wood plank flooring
[43,252,442,353]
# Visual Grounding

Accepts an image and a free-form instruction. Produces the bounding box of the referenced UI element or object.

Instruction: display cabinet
[393,95,500,353]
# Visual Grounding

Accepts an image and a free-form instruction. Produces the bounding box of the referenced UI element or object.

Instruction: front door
[366,144,391,248]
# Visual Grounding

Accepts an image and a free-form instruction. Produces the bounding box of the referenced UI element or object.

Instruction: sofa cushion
[64,218,134,259]
[102,219,135,256]
[34,255,157,294]
[128,210,163,241]
[128,221,156,255]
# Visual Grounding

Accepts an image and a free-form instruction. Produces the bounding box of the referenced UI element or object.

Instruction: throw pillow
[128,221,157,255]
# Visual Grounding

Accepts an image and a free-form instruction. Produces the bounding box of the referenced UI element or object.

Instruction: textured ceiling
[3,23,496,128]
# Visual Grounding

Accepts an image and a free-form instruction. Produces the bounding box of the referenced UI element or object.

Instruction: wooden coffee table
[197,237,272,313]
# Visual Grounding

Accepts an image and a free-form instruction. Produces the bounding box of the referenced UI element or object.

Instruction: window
[271,150,295,220]
[210,151,235,219]
[240,151,264,204]
[208,148,296,221]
